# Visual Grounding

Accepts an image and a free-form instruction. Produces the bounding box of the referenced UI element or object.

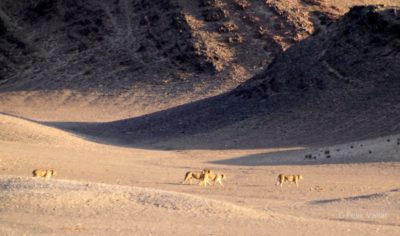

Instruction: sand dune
[0,176,269,219]
[304,188,400,226]
[1,176,399,236]
[0,114,399,235]
[0,176,282,235]
[0,113,90,146]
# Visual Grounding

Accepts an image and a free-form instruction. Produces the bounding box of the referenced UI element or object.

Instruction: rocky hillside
[1,0,392,95]
[63,5,400,149]
[235,5,400,99]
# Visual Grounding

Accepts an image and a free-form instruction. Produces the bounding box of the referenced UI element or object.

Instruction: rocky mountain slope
[235,5,400,99]
[62,5,400,149]
[1,0,393,95]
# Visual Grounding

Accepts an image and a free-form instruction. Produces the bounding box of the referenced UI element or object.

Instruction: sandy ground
[0,113,399,235]
[1,2,400,235]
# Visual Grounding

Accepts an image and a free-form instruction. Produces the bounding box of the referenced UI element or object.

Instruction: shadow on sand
[211,137,400,166]
[308,188,400,205]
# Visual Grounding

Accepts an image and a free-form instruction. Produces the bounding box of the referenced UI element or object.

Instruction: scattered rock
[227,33,244,43]
[202,8,228,22]
[218,22,238,33]
[242,14,260,24]
[234,0,251,10]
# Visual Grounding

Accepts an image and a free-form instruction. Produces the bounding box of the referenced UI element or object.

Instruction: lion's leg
[201,177,210,187]
[279,181,284,191]
[277,175,284,187]
[200,180,208,187]
[210,179,215,186]
[44,171,52,179]
[182,173,189,184]
[182,175,189,184]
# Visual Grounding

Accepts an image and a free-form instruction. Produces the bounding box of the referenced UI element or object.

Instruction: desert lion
[276,174,303,187]
[182,169,212,186]
[32,169,56,179]
[208,173,226,186]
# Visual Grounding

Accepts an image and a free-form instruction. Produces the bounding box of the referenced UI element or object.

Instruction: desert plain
[1,0,400,235]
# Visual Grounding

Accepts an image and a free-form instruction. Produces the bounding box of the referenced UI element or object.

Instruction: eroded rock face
[0,0,219,92]
[235,6,400,99]
[0,0,397,94]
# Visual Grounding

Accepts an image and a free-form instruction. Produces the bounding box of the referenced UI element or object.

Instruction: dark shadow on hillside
[41,90,305,149]
[211,136,400,165]
[211,151,400,166]
[40,80,400,151]
[3,6,400,152]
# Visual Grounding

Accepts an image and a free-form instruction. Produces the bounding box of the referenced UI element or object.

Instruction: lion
[208,173,226,186]
[32,169,56,179]
[276,174,303,187]
[182,169,212,186]
[199,170,212,187]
